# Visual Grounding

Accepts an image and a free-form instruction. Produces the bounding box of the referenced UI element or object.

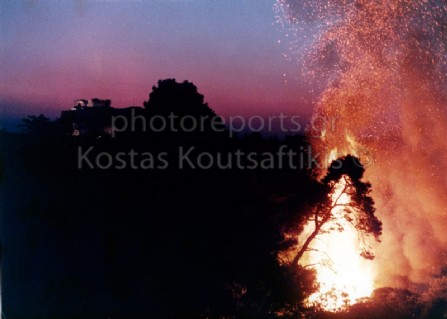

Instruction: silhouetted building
[61,99,143,137]
[73,98,111,109]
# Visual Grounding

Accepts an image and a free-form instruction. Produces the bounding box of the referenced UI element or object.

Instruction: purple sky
[0,1,312,126]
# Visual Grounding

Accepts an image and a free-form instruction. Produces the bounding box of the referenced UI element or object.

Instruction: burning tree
[280,155,383,310]
[292,155,382,265]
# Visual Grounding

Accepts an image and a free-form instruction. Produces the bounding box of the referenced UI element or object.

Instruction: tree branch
[291,182,348,266]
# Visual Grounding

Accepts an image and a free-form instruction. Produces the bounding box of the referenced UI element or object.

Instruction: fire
[276,0,447,312]
[298,174,375,310]
[276,135,379,311]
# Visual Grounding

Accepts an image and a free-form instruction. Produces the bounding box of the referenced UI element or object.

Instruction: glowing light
[298,175,374,311]
[327,147,338,163]
[276,0,447,302]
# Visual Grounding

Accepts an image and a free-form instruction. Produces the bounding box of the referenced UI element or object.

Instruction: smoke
[276,0,447,287]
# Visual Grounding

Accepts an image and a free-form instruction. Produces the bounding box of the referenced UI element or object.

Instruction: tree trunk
[291,210,330,266]
[291,182,347,266]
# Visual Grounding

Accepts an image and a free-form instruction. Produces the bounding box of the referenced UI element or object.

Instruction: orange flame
[299,174,375,310]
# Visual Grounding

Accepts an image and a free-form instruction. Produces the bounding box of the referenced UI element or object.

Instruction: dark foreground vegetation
[0,80,445,318]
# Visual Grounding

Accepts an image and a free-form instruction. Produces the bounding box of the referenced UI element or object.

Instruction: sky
[0,0,312,129]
